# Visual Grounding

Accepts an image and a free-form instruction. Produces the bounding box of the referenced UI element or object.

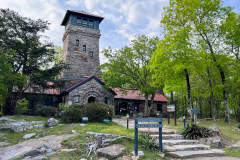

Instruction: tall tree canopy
[151,0,240,123]
[101,35,161,116]
[0,9,66,114]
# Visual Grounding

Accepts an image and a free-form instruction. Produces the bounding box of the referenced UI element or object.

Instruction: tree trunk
[4,86,15,115]
[184,69,193,124]
[217,65,230,123]
[144,94,149,117]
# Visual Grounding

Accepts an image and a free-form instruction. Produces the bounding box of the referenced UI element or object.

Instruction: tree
[152,0,238,123]
[0,9,66,114]
[101,35,160,116]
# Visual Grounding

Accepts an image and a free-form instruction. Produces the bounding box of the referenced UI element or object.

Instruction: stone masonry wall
[62,24,101,80]
[67,79,114,105]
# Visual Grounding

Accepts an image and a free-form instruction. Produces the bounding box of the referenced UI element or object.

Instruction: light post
[126,114,129,129]
[183,116,186,129]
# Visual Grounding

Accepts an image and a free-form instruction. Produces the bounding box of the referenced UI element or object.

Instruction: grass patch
[163,119,240,141]
[11,115,48,121]
[224,148,240,157]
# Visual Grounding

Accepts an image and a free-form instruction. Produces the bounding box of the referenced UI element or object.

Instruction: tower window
[76,40,79,46]
[90,51,93,57]
[77,18,81,25]
[83,19,88,26]
[83,45,86,51]
[89,20,94,28]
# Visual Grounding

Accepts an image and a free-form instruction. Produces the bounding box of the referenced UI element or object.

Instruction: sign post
[167,104,176,126]
[134,118,163,156]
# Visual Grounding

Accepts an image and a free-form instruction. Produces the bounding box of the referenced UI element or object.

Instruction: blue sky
[1,0,239,63]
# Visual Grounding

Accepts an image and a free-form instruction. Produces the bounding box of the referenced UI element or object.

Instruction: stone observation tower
[61,10,104,81]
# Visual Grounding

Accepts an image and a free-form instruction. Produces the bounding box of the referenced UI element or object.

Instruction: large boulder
[45,118,58,127]
[96,144,125,159]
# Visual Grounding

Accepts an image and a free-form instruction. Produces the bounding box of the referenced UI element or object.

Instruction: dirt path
[0,133,78,160]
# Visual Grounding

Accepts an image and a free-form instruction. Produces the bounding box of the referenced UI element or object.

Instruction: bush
[15,98,28,115]
[60,103,113,123]
[181,124,211,139]
[86,103,113,122]
[60,104,86,123]
[140,132,158,151]
[58,103,69,112]
[37,105,58,117]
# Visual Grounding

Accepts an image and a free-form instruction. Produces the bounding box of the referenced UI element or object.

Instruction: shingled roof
[113,88,168,102]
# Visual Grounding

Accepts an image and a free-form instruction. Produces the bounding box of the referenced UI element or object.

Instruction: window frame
[83,45,86,51]
[76,39,79,46]
[74,95,80,103]
[76,18,82,25]
[90,51,93,57]
[82,18,88,26]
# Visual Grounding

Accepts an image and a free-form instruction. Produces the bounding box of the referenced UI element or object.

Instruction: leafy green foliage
[140,132,158,151]
[37,105,58,117]
[60,103,113,123]
[15,98,28,116]
[181,124,211,140]
[0,9,66,114]
[58,103,69,112]
[102,35,161,116]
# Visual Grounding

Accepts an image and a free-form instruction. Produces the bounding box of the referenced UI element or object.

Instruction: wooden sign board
[134,117,163,156]
[167,104,175,112]
[136,124,163,128]
[135,118,163,122]
[193,108,200,114]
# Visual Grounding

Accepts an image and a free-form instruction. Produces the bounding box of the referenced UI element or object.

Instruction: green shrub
[60,104,86,123]
[60,103,113,123]
[37,105,58,117]
[58,103,69,112]
[15,98,28,115]
[181,124,211,139]
[140,132,158,151]
[86,103,113,122]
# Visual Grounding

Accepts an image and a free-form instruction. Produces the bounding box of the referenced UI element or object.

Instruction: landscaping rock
[96,144,125,159]
[201,137,225,148]
[61,148,77,152]
[209,125,221,136]
[23,133,37,140]
[0,119,44,132]
[45,118,58,127]
[0,142,10,147]
[226,141,240,149]
[23,144,53,159]
[80,123,86,127]
[72,130,76,134]
[131,151,144,157]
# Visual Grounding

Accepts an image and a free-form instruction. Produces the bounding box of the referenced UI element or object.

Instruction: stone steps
[147,127,225,159]
[160,139,199,146]
[167,149,225,159]
[151,134,184,140]
[164,144,210,152]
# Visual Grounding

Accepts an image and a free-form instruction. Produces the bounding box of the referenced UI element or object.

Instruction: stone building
[25,10,168,116]
[60,10,115,105]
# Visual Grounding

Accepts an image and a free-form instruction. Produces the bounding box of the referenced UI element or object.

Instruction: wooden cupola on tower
[61,10,104,81]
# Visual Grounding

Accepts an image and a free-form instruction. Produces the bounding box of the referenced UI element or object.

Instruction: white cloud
[65,0,81,7]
